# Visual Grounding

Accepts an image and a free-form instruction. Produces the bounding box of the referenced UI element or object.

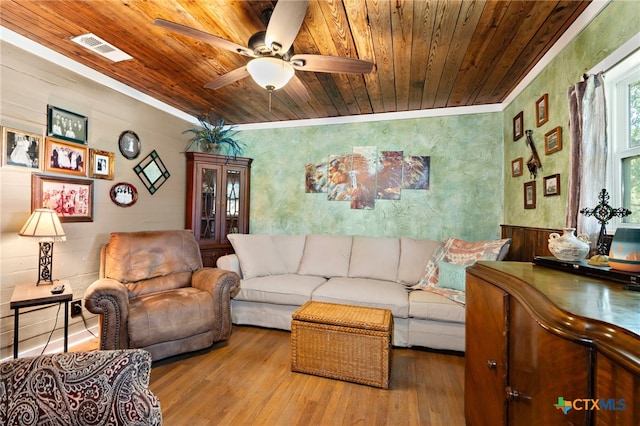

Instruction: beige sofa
[217,234,510,352]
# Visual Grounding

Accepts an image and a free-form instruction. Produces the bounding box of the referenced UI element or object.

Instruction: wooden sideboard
[465,261,640,426]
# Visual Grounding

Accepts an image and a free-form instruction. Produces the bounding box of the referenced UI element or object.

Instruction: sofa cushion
[437,261,468,291]
[397,237,440,286]
[297,234,353,278]
[228,234,287,279]
[272,234,306,274]
[409,290,465,323]
[348,236,400,282]
[234,274,327,305]
[311,277,409,318]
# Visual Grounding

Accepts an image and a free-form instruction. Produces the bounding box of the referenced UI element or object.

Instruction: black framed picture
[118,130,141,159]
[524,181,536,209]
[47,105,88,144]
[543,174,561,196]
[513,111,524,141]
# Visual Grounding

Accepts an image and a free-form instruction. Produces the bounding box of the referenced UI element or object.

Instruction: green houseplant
[183,114,244,158]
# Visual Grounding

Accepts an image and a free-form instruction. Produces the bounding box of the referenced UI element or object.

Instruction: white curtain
[565,73,607,245]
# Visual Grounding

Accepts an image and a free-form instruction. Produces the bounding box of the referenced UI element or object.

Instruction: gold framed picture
[43,137,87,177]
[89,149,115,179]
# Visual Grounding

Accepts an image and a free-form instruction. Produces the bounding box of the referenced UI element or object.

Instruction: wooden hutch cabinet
[185,152,252,267]
[465,262,640,426]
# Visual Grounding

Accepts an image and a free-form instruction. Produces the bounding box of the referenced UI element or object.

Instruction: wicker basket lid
[293,301,392,331]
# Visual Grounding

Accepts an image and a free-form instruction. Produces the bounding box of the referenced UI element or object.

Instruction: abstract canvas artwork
[306,148,430,210]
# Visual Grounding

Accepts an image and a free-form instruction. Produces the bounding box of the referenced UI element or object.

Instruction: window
[606,49,640,228]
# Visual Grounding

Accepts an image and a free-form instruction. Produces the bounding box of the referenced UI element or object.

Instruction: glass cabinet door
[223,168,247,242]
[199,166,219,241]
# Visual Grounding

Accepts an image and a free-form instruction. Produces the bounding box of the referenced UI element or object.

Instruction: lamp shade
[247,57,295,91]
[19,209,66,242]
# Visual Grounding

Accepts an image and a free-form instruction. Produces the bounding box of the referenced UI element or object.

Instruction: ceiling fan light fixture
[247,57,294,91]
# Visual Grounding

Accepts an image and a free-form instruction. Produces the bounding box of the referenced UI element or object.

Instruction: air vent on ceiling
[71,33,132,62]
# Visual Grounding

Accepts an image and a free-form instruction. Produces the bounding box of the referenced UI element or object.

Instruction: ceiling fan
[154,0,374,105]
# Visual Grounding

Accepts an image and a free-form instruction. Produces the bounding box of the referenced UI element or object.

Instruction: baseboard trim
[1,324,99,363]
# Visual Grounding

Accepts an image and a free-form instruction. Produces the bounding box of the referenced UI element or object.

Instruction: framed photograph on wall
[110,182,138,207]
[536,94,549,127]
[43,138,88,177]
[511,157,523,177]
[118,130,141,160]
[544,126,562,155]
[31,173,93,222]
[47,105,88,144]
[543,174,561,196]
[89,148,115,179]
[513,111,524,141]
[2,127,42,169]
[524,181,536,209]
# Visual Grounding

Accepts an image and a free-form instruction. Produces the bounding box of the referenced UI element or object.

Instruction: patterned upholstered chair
[84,230,240,361]
[0,349,161,425]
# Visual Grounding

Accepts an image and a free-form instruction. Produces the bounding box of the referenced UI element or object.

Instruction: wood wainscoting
[500,224,561,262]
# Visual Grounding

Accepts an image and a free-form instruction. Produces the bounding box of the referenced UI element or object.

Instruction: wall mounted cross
[580,188,632,255]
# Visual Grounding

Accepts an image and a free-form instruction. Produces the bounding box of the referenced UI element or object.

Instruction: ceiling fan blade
[265,0,309,54]
[290,54,374,74]
[204,66,250,90]
[283,75,310,103]
[154,18,254,57]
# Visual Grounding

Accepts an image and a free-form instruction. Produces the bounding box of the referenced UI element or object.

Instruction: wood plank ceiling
[0,0,591,125]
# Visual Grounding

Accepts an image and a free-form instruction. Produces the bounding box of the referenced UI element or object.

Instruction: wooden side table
[10,281,73,358]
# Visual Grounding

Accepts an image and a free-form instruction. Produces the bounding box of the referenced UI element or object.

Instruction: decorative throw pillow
[227,234,287,279]
[436,261,468,291]
[444,237,511,265]
[412,237,510,290]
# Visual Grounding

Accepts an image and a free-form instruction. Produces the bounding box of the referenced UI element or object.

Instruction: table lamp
[19,208,66,285]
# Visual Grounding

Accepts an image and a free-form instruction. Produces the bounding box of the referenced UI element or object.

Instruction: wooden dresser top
[469,261,640,373]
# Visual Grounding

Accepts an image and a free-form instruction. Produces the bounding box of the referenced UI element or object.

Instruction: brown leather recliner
[84,230,240,361]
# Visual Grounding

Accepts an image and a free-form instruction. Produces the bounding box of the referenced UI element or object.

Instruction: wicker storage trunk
[291,301,393,388]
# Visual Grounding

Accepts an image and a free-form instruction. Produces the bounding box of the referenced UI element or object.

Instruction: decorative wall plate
[110,182,138,207]
[118,130,140,159]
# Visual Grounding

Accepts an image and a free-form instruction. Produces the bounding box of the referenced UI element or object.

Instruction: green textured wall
[239,112,504,241]
[503,1,639,228]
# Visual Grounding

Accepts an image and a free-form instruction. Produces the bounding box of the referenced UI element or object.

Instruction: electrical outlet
[71,300,82,317]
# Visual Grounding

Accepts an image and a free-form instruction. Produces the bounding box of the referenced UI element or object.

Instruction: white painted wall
[0,41,192,358]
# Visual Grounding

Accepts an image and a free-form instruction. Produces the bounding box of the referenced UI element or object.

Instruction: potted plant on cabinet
[183,114,245,159]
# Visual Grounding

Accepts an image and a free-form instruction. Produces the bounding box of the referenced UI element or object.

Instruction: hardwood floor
[73,326,465,425]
